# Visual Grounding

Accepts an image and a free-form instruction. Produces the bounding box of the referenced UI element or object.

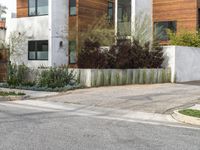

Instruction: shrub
[38,67,76,88]
[77,39,108,68]
[79,15,115,48]
[78,39,164,69]
[7,63,29,86]
[168,30,200,48]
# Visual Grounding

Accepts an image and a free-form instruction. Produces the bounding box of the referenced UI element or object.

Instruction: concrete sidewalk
[41,83,200,114]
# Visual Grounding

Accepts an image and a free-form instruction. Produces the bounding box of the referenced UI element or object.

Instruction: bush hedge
[6,64,78,90]
[168,30,200,48]
[78,39,164,69]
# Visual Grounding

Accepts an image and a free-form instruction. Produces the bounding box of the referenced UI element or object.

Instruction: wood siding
[0,21,5,29]
[17,0,28,18]
[153,0,199,32]
[0,49,8,82]
[69,0,115,65]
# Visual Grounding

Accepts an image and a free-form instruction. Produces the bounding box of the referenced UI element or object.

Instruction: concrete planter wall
[163,46,200,82]
[70,68,171,87]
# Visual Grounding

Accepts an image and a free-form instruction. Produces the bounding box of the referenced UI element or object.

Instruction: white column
[49,0,69,67]
[131,0,136,40]
[115,0,118,37]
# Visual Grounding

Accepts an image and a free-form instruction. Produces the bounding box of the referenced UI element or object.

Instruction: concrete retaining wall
[70,68,171,87]
[163,46,200,82]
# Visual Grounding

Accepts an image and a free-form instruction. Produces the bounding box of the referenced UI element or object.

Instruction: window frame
[154,21,177,41]
[28,40,49,61]
[69,0,77,16]
[68,40,77,64]
[28,0,48,17]
[108,0,114,22]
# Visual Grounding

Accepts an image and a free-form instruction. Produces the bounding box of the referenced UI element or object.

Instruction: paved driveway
[43,83,200,114]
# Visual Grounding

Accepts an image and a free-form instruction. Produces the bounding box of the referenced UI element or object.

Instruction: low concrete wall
[10,68,170,87]
[70,69,171,87]
[163,46,200,82]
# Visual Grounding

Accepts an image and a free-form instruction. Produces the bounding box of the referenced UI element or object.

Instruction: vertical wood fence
[0,49,8,82]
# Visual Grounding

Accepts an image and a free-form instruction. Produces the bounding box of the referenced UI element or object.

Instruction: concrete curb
[172,110,200,126]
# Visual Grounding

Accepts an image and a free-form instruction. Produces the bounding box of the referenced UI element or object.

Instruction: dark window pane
[69,41,76,64]
[117,0,131,36]
[154,21,177,41]
[37,41,48,51]
[37,0,48,15]
[29,0,36,16]
[108,2,113,21]
[28,41,36,51]
[70,0,76,16]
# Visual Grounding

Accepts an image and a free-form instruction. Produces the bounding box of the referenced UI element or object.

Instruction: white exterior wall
[49,0,68,67]
[135,0,152,40]
[5,0,69,68]
[163,46,200,82]
[6,16,49,68]
[0,29,5,42]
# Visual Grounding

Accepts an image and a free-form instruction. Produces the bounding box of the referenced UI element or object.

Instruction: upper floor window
[108,1,113,22]
[69,0,76,16]
[29,0,48,16]
[154,21,177,41]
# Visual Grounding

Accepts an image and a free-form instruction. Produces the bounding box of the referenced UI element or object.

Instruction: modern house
[6,0,68,68]
[5,0,152,68]
[153,0,200,41]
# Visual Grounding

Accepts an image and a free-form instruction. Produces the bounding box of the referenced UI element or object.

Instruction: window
[198,9,200,28]
[69,41,76,64]
[154,21,177,41]
[108,1,113,22]
[69,0,76,16]
[117,0,131,36]
[28,0,48,16]
[28,40,48,60]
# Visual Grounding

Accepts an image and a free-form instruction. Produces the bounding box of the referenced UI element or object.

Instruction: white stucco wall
[49,0,68,67]
[0,29,5,41]
[5,0,69,68]
[134,0,152,41]
[135,0,152,16]
[6,16,49,68]
[0,29,6,48]
[163,46,200,82]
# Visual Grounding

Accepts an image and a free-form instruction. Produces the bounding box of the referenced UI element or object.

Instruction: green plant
[0,91,25,96]
[179,109,200,118]
[168,30,200,47]
[7,63,29,86]
[78,39,108,68]
[38,67,76,88]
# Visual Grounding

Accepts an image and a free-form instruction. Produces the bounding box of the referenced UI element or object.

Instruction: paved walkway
[41,83,200,114]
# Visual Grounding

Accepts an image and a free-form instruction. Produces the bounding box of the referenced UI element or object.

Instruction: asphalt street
[0,100,199,150]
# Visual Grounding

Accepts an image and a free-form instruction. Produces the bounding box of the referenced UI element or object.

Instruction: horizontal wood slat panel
[17,0,28,17]
[153,0,198,32]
